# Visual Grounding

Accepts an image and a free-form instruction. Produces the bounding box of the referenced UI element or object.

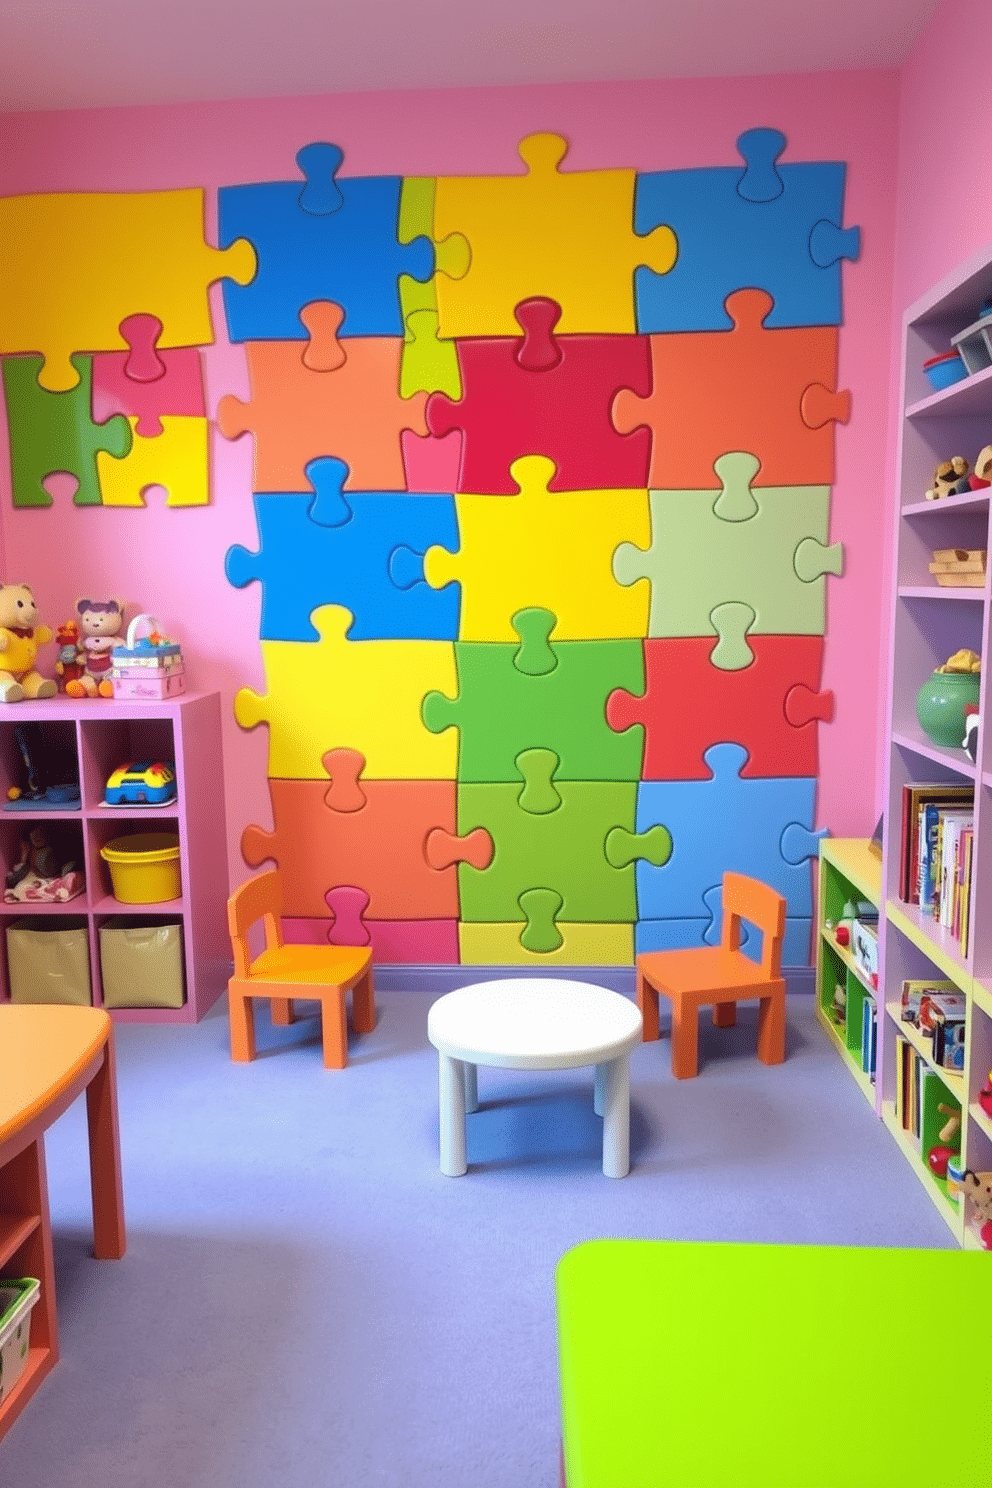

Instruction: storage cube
[6,917,91,1005]
[99,917,185,1009]
[0,1278,40,1405]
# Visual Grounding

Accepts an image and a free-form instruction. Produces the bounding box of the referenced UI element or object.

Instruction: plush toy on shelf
[3,823,84,904]
[925,456,971,500]
[959,1170,992,1249]
[0,583,56,703]
[65,598,125,699]
[54,619,83,693]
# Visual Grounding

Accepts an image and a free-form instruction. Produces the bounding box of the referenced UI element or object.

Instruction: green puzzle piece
[398,176,466,399]
[613,464,843,638]
[2,353,132,507]
[519,887,565,953]
[456,762,670,923]
[422,608,645,782]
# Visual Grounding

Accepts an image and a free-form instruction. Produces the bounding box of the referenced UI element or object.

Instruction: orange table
[0,1006,125,1439]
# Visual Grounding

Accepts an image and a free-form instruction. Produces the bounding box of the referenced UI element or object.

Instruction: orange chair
[635,872,787,1079]
[226,870,376,1069]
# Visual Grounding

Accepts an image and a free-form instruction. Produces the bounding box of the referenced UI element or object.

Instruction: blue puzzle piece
[633,127,860,331]
[218,143,435,341]
[635,915,812,967]
[633,743,822,920]
[224,456,459,642]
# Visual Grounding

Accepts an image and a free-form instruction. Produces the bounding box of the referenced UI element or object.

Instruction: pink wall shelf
[0,691,229,1023]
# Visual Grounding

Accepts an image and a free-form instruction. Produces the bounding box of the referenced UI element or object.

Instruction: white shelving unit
[0,692,229,1022]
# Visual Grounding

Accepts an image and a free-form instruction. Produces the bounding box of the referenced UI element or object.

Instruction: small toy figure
[54,619,83,692]
[959,1170,992,1249]
[926,456,971,500]
[0,583,56,702]
[979,1071,992,1118]
[963,703,980,762]
[969,444,992,489]
[65,598,125,699]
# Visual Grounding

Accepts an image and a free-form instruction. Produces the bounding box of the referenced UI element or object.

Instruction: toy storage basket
[100,833,181,904]
[6,917,91,1005]
[0,1278,40,1405]
[99,917,186,1008]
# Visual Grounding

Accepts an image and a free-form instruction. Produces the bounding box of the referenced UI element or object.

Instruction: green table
[556,1238,991,1487]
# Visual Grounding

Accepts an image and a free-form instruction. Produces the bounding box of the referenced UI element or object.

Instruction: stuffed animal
[925,456,971,500]
[963,703,980,762]
[65,598,125,699]
[0,583,56,703]
[54,620,83,692]
[959,1170,992,1249]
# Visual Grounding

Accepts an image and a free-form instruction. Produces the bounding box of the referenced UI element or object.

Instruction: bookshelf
[879,239,992,1247]
[815,839,881,1106]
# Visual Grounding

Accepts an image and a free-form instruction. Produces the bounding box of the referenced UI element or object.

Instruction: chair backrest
[720,872,786,980]
[227,870,284,977]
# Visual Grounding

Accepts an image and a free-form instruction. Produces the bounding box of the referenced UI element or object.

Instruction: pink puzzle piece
[91,314,206,437]
[284,912,461,963]
[426,297,652,493]
[606,635,833,779]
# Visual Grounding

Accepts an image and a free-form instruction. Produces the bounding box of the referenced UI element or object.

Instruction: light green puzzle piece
[613,472,842,638]
[398,177,467,398]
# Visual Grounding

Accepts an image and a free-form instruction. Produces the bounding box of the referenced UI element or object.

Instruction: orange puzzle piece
[612,288,851,489]
[217,301,429,492]
[241,750,492,920]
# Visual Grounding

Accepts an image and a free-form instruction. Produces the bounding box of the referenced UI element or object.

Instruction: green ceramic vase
[915,668,981,748]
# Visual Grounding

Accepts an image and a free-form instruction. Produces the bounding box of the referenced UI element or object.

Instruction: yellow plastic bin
[99,917,186,1009]
[6,917,91,1005]
[100,832,181,903]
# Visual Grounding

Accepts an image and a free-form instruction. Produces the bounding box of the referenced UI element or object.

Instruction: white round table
[426,978,643,1178]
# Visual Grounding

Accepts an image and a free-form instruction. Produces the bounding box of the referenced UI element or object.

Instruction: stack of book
[894,1034,962,1144]
[898,782,975,953]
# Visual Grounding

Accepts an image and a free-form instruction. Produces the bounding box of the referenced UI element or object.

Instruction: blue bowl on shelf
[923,350,968,391]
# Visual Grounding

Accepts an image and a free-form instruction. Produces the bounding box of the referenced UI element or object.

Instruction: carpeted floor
[2,987,953,1487]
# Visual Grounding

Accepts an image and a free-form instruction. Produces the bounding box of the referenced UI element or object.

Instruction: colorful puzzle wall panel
[215,127,855,967]
[0,127,858,968]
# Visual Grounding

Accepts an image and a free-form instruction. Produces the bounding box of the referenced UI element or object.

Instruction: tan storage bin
[99,917,185,1009]
[6,917,91,1006]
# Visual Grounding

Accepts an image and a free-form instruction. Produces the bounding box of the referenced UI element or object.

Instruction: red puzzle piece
[612,288,850,488]
[606,635,833,779]
[91,313,205,437]
[425,297,652,493]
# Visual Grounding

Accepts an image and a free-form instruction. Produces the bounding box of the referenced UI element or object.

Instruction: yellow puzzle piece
[459,922,634,966]
[97,417,209,507]
[233,604,458,780]
[433,133,677,338]
[0,189,256,391]
[423,455,650,641]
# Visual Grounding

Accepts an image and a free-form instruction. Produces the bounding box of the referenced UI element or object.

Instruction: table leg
[438,1054,468,1177]
[84,1035,126,1259]
[593,1062,605,1116]
[599,1055,630,1178]
[464,1061,478,1114]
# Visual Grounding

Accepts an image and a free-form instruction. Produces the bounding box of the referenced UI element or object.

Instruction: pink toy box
[111,614,184,700]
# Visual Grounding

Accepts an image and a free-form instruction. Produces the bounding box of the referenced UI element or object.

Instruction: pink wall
[875,0,992,804]
[0,70,900,890]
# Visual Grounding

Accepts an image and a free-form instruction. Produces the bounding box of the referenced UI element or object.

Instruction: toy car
[104,760,177,806]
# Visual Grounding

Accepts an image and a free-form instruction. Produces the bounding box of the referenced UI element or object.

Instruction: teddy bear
[0,583,56,703]
[65,598,125,699]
